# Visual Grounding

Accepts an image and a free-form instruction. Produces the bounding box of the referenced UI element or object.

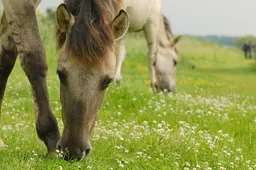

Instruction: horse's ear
[56,3,74,33]
[111,10,129,40]
[33,0,41,8]
[171,35,182,47]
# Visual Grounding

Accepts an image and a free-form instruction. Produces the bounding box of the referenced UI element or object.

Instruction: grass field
[0,17,256,169]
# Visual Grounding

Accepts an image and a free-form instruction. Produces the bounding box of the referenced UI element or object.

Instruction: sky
[38,0,256,36]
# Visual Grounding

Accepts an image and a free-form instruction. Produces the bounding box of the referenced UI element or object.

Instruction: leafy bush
[233,35,256,49]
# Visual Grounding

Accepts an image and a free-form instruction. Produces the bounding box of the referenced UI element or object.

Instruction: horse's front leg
[114,38,126,86]
[0,12,18,149]
[2,0,60,152]
[144,20,159,92]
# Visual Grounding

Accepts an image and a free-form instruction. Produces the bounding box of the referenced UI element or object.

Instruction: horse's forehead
[58,48,116,72]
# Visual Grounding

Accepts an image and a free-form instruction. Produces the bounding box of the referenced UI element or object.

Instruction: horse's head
[55,3,129,160]
[153,36,180,93]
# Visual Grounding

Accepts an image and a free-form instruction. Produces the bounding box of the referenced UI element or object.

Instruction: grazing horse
[0,0,129,161]
[114,0,181,93]
[55,0,128,160]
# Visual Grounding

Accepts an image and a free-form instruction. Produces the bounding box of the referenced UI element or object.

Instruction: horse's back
[123,0,162,32]
[2,0,41,10]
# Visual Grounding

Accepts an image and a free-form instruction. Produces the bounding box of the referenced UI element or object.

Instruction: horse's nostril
[57,144,62,150]
[85,147,91,157]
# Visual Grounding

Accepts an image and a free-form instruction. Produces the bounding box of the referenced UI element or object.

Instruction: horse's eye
[102,77,113,89]
[173,59,177,66]
[57,69,66,84]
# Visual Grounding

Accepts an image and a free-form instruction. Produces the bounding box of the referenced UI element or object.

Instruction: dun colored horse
[114,0,181,93]
[0,0,129,161]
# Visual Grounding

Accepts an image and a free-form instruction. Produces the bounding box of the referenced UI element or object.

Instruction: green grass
[0,19,256,169]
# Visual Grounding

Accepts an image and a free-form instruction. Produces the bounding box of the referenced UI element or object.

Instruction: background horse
[0,0,129,161]
[114,0,181,93]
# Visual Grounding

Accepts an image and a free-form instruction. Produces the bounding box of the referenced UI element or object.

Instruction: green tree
[233,35,256,49]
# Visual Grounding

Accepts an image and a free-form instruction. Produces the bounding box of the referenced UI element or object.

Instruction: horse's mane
[56,0,121,65]
[160,15,179,57]
[162,15,174,41]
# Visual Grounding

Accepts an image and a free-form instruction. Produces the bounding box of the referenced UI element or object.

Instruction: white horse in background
[114,0,181,93]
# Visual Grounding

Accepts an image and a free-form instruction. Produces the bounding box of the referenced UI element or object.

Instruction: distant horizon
[162,0,256,37]
[169,33,239,37]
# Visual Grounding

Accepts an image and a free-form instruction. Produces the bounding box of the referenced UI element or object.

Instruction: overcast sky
[38,0,256,36]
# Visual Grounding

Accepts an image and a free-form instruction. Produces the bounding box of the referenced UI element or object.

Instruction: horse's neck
[158,17,173,47]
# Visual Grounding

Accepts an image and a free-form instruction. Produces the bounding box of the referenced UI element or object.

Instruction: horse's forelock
[56,0,122,65]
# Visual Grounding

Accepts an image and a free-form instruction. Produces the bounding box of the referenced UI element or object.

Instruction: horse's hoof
[114,79,121,86]
[0,145,8,150]
[46,151,58,158]
[0,140,7,150]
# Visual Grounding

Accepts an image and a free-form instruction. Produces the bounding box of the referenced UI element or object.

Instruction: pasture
[0,14,256,169]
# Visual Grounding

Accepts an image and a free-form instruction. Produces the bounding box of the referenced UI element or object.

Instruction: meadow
[0,13,256,170]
